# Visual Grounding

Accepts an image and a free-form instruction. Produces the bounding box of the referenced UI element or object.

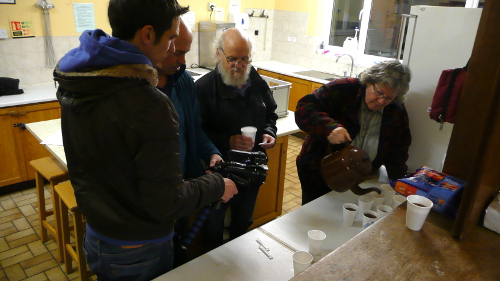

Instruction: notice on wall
[182,12,196,31]
[229,0,240,14]
[73,3,95,33]
[10,21,35,38]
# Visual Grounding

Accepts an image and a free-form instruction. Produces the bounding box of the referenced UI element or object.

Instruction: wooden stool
[30,157,69,263]
[55,181,90,281]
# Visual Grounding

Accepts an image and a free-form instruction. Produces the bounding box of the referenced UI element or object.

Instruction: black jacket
[195,66,278,156]
[54,63,225,241]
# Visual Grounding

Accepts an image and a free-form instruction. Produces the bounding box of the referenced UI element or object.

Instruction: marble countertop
[1,61,331,108]
[25,111,299,166]
[251,60,336,84]
[0,82,58,108]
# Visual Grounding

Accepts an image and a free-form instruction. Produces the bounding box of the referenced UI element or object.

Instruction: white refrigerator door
[402,6,482,172]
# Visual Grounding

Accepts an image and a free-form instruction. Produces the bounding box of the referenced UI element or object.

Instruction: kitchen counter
[0,82,57,108]
[25,111,300,167]
[251,60,337,84]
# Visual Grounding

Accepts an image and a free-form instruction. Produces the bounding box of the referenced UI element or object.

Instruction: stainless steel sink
[293,70,342,81]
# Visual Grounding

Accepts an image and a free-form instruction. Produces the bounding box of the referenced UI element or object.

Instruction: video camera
[208,150,269,188]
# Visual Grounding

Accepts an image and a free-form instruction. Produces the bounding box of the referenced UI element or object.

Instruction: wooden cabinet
[251,135,288,229]
[311,81,324,93]
[0,101,61,187]
[258,69,325,111]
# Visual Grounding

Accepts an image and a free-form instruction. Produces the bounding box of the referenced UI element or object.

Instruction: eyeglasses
[372,84,396,103]
[219,48,252,66]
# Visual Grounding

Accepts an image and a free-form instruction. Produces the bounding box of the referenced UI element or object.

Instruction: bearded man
[195,27,278,252]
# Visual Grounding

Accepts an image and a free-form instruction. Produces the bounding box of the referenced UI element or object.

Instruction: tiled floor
[0,134,304,280]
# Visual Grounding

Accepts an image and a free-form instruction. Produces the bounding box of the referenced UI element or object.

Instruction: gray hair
[213,28,253,63]
[358,60,412,104]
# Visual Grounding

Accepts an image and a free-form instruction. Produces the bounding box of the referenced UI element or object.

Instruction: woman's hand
[327,127,352,145]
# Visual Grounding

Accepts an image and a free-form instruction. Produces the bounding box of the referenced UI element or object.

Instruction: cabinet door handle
[14,123,26,130]
[8,111,18,116]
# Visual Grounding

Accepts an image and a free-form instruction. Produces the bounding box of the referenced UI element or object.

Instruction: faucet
[336,54,354,78]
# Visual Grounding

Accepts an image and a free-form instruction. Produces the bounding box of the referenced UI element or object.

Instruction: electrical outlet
[0,28,8,39]
[208,3,215,11]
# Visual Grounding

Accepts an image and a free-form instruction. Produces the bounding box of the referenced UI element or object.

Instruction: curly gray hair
[358,60,411,104]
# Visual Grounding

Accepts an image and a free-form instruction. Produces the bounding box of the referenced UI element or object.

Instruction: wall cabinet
[251,135,288,228]
[258,69,325,111]
[0,101,61,187]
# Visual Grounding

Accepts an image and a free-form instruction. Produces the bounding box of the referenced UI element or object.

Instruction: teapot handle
[326,141,351,155]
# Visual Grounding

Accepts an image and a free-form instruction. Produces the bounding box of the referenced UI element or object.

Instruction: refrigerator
[198,21,235,69]
[399,6,482,172]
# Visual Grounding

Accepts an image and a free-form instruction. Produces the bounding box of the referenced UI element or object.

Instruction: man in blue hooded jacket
[54,1,237,280]
[156,17,222,266]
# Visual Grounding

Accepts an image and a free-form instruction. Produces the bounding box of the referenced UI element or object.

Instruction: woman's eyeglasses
[372,84,396,103]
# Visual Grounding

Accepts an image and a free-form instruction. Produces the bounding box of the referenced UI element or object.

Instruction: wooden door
[19,101,61,180]
[0,107,28,186]
[251,136,288,229]
[443,0,500,239]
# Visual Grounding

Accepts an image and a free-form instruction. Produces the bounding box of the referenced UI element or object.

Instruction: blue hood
[58,29,152,72]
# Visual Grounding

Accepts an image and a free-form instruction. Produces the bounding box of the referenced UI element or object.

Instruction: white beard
[218,64,251,86]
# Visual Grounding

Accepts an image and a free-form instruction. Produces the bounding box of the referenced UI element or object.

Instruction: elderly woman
[295,60,412,205]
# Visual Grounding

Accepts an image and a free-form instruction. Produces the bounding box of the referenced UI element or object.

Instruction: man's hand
[230,134,254,151]
[221,178,238,203]
[259,134,275,150]
[327,127,352,145]
[208,154,222,168]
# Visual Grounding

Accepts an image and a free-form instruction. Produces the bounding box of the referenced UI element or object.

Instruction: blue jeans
[83,232,173,281]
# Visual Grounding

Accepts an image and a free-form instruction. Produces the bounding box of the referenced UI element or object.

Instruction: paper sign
[10,21,35,38]
[182,12,196,31]
[73,3,95,33]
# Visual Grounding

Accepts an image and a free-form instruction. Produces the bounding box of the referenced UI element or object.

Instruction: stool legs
[35,172,64,263]
[59,194,89,280]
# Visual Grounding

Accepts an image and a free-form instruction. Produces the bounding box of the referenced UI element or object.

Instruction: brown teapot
[320,143,379,195]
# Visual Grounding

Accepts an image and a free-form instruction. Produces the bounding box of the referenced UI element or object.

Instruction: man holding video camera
[195,27,278,252]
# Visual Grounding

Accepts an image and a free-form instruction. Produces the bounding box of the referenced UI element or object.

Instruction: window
[325,0,484,59]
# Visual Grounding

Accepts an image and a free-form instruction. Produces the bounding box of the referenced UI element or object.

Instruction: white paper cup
[308,230,326,257]
[371,193,386,211]
[241,126,257,142]
[342,203,358,226]
[293,251,313,276]
[362,210,378,228]
[392,194,407,208]
[358,194,374,218]
[406,195,433,231]
[376,205,393,219]
[381,184,396,205]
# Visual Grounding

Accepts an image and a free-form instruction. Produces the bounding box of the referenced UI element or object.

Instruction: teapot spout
[350,185,381,195]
